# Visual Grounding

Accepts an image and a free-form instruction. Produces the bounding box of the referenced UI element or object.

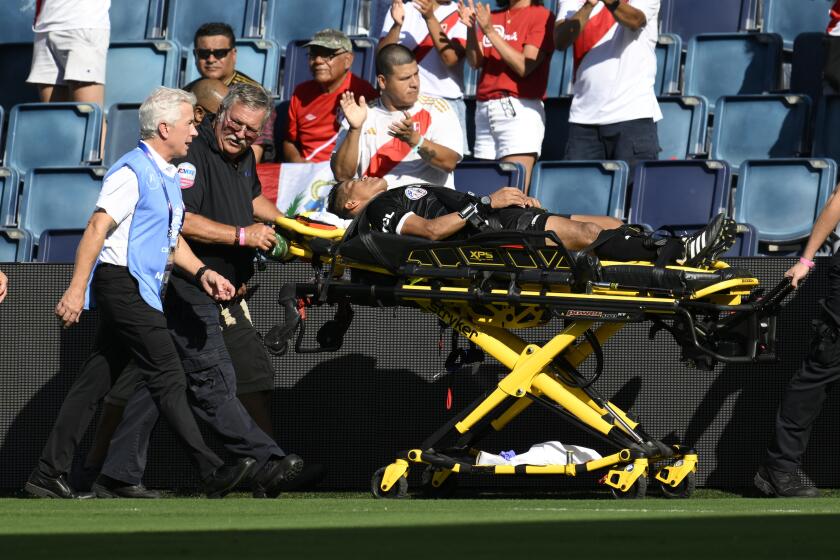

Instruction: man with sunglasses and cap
[184,22,276,162]
[282,29,378,164]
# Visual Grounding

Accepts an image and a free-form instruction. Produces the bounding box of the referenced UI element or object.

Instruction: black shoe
[681,213,737,267]
[754,465,820,498]
[252,454,305,498]
[24,470,95,499]
[204,457,256,499]
[92,474,161,499]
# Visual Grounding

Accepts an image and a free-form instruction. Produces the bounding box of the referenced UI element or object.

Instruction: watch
[479,195,492,210]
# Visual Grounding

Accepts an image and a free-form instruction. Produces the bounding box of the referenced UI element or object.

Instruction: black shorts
[220,299,275,395]
[491,207,564,233]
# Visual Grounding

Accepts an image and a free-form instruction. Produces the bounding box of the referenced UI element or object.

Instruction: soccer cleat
[754,466,820,498]
[680,213,737,268]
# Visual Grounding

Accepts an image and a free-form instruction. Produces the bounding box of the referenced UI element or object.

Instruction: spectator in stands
[554,0,661,173]
[754,182,840,499]
[26,0,110,108]
[824,1,840,93]
[379,0,469,152]
[184,22,275,162]
[0,270,7,303]
[191,78,228,125]
[460,0,554,191]
[25,86,253,500]
[282,29,379,163]
[332,44,463,188]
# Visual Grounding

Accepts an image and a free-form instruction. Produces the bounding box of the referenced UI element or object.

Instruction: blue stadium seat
[0,228,33,263]
[106,41,180,108]
[281,37,376,100]
[791,33,828,106]
[453,161,525,196]
[734,159,836,243]
[184,39,280,93]
[724,223,759,258]
[0,0,36,44]
[0,44,40,111]
[684,33,783,112]
[659,0,758,43]
[37,229,85,263]
[19,167,106,242]
[273,99,290,146]
[165,0,261,49]
[710,95,811,171]
[0,168,20,227]
[546,48,574,97]
[656,33,682,95]
[763,0,835,50]
[530,161,629,219]
[264,0,362,53]
[657,96,709,160]
[104,103,141,168]
[813,95,840,167]
[628,160,731,234]
[0,105,4,159]
[110,0,166,42]
[541,97,573,161]
[4,103,103,174]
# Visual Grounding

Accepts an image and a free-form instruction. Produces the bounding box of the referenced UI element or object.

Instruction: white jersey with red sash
[829,0,840,36]
[336,95,463,188]
[557,0,661,125]
[380,1,467,99]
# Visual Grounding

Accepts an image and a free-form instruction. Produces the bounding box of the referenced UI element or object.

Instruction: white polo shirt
[96,142,177,266]
[557,0,662,125]
[380,1,467,100]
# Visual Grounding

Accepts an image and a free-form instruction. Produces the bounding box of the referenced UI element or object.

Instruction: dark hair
[194,22,236,47]
[375,43,416,77]
[327,181,351,219]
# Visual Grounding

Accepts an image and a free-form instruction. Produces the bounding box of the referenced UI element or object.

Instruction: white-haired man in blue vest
[26,86,254,500]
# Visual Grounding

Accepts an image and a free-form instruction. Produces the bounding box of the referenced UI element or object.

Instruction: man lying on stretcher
[327,177,737,268]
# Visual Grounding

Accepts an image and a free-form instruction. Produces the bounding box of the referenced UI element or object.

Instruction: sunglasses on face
[195,48,233,60]
[307,50,347,62]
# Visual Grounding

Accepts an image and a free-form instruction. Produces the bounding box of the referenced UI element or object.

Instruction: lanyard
[137,141,180,299]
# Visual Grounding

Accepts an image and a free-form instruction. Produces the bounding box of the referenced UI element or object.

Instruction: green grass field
[2,492,840,559]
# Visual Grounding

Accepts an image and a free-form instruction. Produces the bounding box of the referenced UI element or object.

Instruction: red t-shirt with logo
[475,5,555,101]
[286,72,379,163]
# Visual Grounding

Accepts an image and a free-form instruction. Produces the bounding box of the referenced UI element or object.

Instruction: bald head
[191,78,228,124]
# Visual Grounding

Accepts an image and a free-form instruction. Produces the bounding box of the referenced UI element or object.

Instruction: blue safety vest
[85,145,184,312]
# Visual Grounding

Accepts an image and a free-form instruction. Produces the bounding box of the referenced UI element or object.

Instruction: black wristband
[194,265,210,284]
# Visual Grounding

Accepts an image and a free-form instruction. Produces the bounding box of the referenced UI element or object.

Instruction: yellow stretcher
[268,215,792,499]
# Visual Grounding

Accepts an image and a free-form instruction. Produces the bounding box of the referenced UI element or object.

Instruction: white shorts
[27,29,109,86]
[473,97,545,159]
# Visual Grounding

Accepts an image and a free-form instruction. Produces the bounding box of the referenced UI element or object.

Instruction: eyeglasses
[222,113,261,138]
[195,48,233,60]
[307,50,348,62]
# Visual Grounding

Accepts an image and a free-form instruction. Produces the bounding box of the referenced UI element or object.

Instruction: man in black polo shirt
[94,84,304,499]
[328,176,737,267]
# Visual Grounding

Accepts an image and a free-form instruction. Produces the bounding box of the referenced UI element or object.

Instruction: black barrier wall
[0,258,837,491]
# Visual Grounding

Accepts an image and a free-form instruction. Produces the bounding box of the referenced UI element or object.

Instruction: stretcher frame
[269,215,792,499]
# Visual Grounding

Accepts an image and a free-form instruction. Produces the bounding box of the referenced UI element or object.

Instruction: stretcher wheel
[419,467,458,499]
[609,475,648,500]
[371,467,408,499]
[659,471,696,499]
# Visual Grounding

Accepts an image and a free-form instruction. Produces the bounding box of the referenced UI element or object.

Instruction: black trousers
[37,264,223,480]
[765,253,840,473]
[100,294,284,486]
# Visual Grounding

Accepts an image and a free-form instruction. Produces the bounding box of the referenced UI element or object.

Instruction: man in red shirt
[282,29,379,163]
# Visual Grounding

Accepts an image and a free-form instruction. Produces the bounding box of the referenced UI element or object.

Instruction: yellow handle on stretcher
[274,215,346,240]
